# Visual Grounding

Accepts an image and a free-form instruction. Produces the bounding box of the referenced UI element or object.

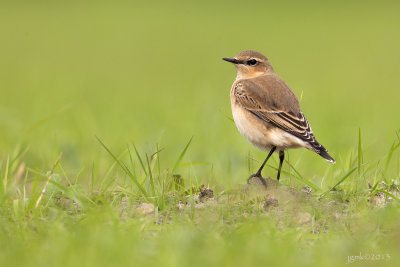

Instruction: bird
[223,50,335,183]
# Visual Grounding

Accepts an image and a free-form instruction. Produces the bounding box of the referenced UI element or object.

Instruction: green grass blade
[146,154,155,196]
[219,109,234,123]
[358,128,363,176]
[282,160,321,191]
[348,151,353,171]
[370,181,379,193]
[23,105,71,137]
[156,144,161,178]
[127,145,136,176]
[321,166,357,196]
[171,137,193,174]
[385,137,400,172]
[90,161,95,193]
[3,155,9,194]
[95,136,150,201]
[132,143,148,176]
[377,189,400,202]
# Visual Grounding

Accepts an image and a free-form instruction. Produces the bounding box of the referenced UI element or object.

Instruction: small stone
[177,200,185,210]
[176,200,191,210]
[368,192,385,207]
[301,186,312,194]
[135,203,155,215]
[193,194,200,202]
[294,211,312,225]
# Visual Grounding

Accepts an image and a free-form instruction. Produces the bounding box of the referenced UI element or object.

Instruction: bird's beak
[222,57,242,64]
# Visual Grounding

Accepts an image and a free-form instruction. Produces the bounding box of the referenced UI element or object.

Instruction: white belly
[232,104,268,150]
[231,103,307,151]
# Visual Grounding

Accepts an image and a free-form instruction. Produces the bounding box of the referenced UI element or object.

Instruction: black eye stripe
[247,59,257,65]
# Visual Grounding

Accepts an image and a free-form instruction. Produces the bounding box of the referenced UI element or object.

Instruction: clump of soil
[199,187,214,200]
[263,197,278,209]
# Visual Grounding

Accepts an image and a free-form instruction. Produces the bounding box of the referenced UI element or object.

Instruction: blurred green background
[1,1,400,266]
[1,0,400,184]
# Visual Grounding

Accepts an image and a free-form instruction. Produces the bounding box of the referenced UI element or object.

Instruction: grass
[1,133,400,266]
[1,0,400,266]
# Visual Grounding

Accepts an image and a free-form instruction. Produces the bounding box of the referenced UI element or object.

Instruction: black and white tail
[310,140,336,163]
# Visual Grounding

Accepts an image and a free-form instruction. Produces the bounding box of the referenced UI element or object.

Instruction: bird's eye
[247,59,257,65]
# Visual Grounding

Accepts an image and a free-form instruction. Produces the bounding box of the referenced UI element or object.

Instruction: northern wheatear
[223,50,335,182]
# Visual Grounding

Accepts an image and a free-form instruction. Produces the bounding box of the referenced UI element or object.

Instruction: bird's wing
[233,79,322,150]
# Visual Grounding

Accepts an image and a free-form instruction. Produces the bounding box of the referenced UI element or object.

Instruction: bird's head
[223,50,274,79]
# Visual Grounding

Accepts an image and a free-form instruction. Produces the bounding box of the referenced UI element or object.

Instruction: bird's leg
[277,150,284,181]
[248,146,276,185]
